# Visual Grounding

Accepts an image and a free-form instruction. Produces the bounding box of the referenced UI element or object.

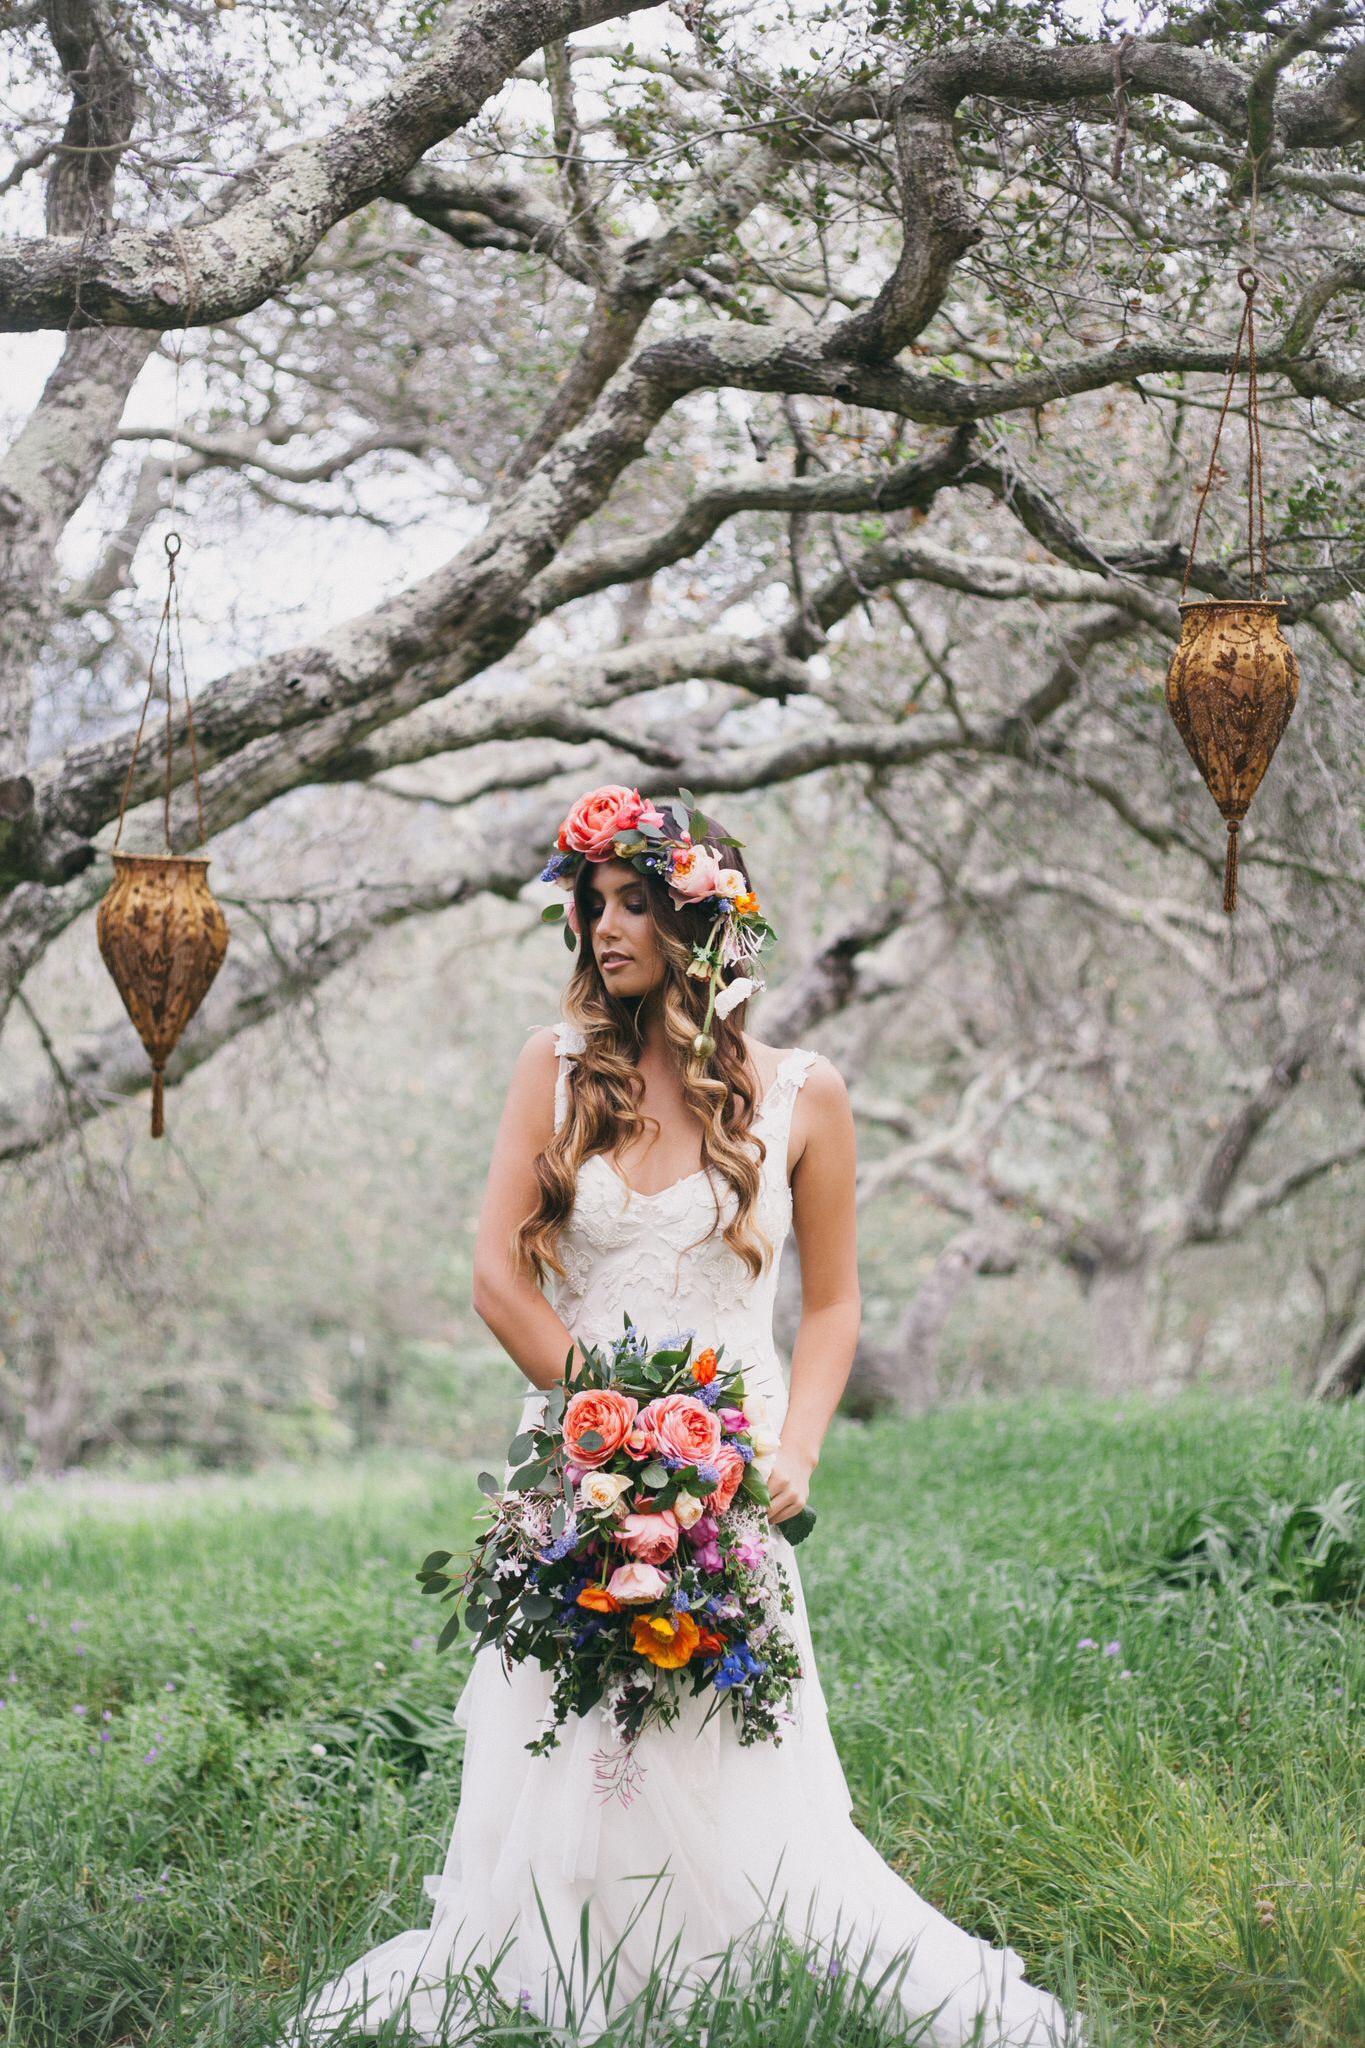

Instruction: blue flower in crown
[540,851,575,885]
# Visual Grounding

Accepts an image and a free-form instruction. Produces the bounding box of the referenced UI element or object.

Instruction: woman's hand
[764,1440,817,1526]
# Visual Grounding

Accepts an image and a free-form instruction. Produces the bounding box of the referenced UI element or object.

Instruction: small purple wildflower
[1077,1638,1097,1650]
[73,1703,87,1717]
[143,1747,159,1764]
[1103,1640,1121,1656]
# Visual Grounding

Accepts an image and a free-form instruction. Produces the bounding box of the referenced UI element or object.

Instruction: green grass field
[2,1391,1363,2047]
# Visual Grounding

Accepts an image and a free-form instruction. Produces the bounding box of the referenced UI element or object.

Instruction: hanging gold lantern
[1165,268,1300,914]
[96,534,230,1137]
[1166,598,1300,913]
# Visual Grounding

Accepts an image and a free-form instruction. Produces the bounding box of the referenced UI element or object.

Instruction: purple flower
[73,1703,87,1717]
[143,1748,159,1764]
[1103,1640,1121,1657]
[1077,1637,1097,1650]
[539,852,574,884]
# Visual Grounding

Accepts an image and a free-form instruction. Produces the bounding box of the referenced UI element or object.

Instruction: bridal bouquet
[417,1317,815,1798]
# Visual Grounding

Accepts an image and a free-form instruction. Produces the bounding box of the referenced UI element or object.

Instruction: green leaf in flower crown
[476,1472,500,1498]
[540,902,565,923]
[563,925,576,951]
[677,787,696,808]
[776,1506,818,1546]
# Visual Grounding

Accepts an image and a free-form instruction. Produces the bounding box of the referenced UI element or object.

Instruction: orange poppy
[631,1612,701,1669]
[577,1584,621,1613]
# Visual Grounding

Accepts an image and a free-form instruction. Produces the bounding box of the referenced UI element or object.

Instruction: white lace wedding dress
[292,1024,1086,2047]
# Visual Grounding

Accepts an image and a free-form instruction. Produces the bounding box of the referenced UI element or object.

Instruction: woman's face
[582,860,667,1000]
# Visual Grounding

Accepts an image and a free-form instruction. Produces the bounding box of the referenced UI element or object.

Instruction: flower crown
[539,783,777,1056]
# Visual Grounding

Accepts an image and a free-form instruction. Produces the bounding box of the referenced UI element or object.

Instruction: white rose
[672,1491,706,1529]
[577,1471,633,1513]
[716,868,748,900]
[755,1450,778,1484]
[742,1391,772,1431]
[749,1424,781,1458]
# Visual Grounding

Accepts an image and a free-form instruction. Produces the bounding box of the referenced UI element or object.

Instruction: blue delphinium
[540,852,575,884]
[713,1643,769,1693]
[540,1519,580,1563]
[695,1462,721,1485]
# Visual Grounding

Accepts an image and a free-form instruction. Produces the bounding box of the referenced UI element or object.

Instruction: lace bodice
[541,1023,819,1418]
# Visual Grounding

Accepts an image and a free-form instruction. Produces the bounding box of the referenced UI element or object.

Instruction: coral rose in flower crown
[417,1316,817,1805]
[536,784,778,1061]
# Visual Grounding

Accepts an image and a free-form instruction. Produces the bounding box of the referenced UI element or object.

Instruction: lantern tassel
[1223,820,1240,916]
[151,1067,166,1140]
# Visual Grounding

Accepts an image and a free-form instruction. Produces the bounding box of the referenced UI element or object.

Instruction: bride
[291,784,1088,2047]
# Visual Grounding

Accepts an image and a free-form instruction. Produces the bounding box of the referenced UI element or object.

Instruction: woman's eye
[626,898,646,915]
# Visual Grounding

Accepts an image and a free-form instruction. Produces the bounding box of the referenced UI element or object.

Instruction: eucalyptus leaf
[417,1551,452,1577]
[436,1610,462,1652]
[476,1472,500,1498]
[540,902,565,923]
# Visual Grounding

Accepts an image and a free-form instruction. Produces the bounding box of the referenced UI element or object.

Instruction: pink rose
[617,1511,680,1565]
[640,1394,722,1468]
[563,1389,638,1469]
[559,785,651,862]
[666,843,724,903]
[718,1407,746,1431]
[704,1444,746,1518]
[607,1560,670,1604]
[621,1423,657,1462]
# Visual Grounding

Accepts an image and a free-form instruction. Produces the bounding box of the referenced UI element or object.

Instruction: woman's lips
[601,954,631,968]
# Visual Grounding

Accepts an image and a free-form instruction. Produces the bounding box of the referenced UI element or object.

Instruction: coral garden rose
[617,1510,680,1565]
[704,1444,747,1518]
[563,1389,639,1469]
[621,1422,658,1462]
[558,785,653,861]
[641,1394,722,1468]
[631,1612,701,1669]
[607,1561,670,1604]
[666,843,724,902]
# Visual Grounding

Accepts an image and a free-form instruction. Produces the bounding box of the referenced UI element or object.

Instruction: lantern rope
[110,228,209,856]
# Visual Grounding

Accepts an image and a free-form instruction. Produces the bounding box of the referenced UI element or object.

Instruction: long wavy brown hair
[512,816,775,1286]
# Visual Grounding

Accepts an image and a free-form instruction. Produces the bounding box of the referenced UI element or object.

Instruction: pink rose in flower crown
[558,785,661,861]
[563,1388,638,1469]
[703,1443,746,1518]
[640,1393,722,1467]
[666,842,724,903]
[718,1406,746,1432]
[607,1560,670,1604]
[617,1511,680,1565]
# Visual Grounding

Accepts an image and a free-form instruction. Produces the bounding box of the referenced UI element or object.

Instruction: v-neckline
[591,1048,804,1203]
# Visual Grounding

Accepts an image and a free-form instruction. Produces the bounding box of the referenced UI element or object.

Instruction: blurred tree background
[1,0,1363,1474]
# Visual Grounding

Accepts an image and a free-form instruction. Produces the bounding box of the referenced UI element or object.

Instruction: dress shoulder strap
[756,1047,821,1168]
[550,1021,587,1131]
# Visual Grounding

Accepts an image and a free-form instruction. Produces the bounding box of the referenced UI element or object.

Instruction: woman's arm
[471,1027,586,1392]
[764,1056,861,1525]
